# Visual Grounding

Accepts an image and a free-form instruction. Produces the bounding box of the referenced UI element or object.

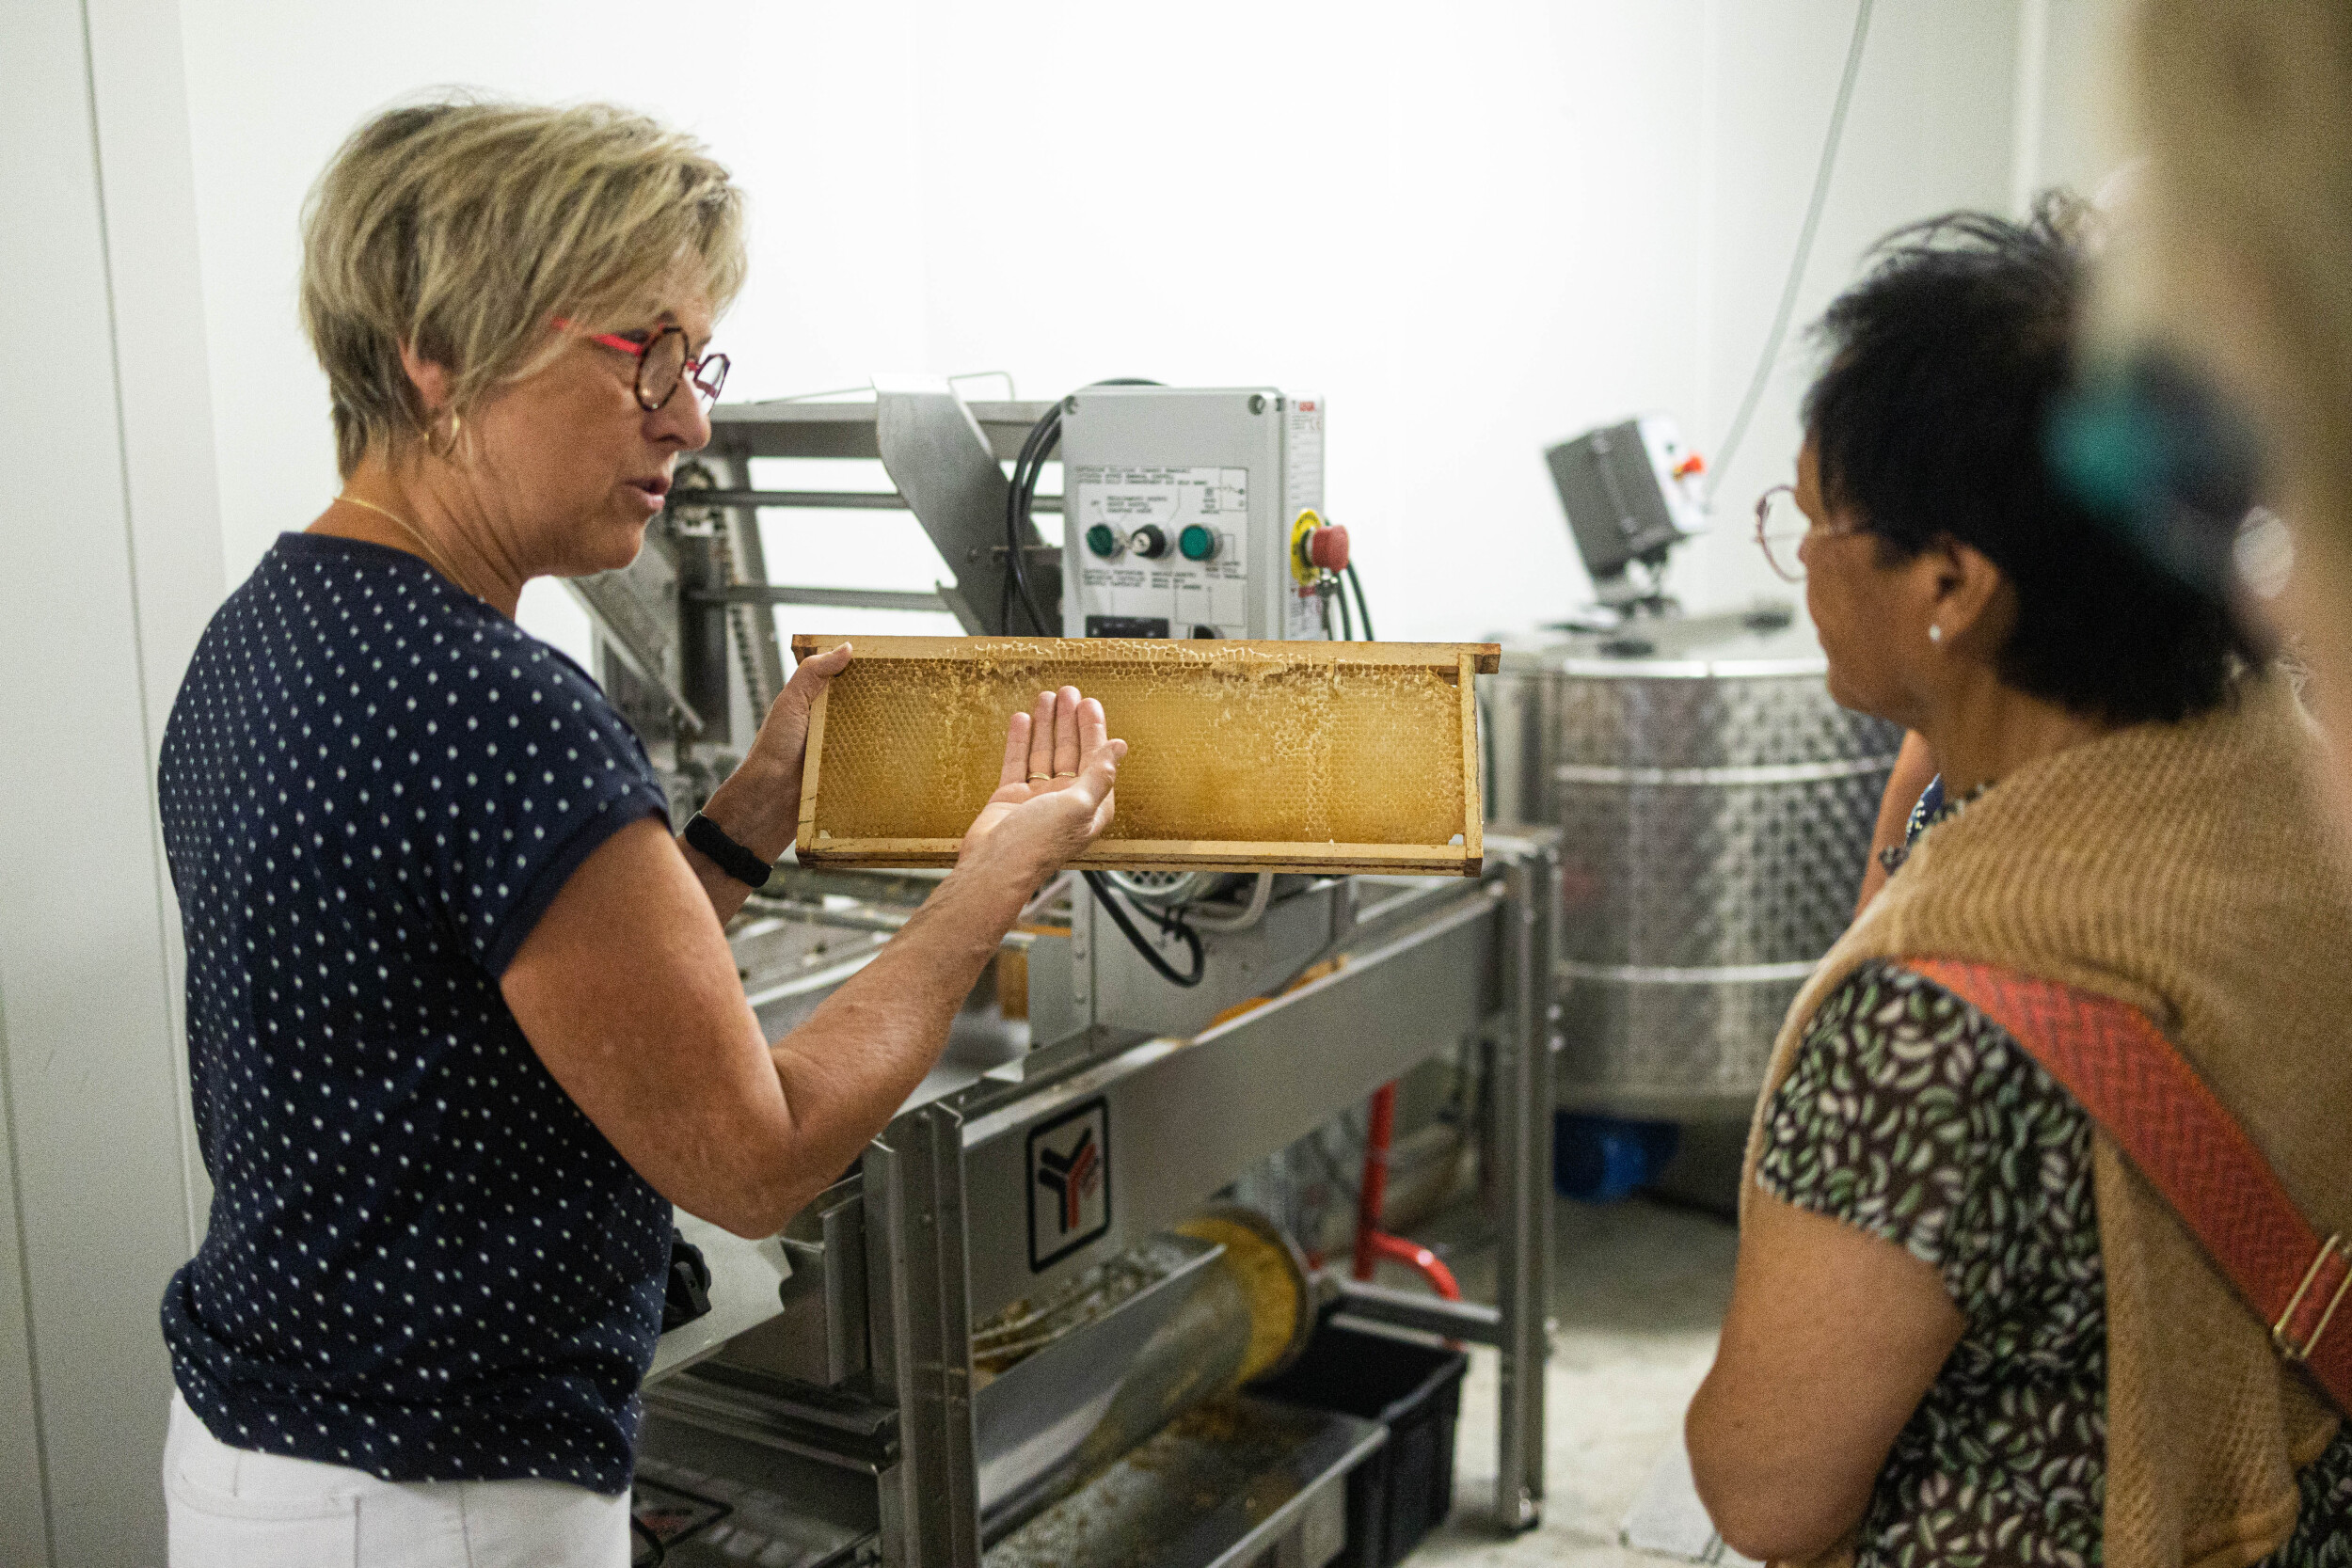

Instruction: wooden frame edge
[798,837,1482,878]
[793,679,833,859]
[790,632,1499,673]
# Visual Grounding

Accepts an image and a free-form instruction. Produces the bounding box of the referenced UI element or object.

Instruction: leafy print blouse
[1756,787,2351,1566]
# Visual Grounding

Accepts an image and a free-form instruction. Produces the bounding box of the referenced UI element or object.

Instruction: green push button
[1178,524,1219,562]
[1085,523,1122,559]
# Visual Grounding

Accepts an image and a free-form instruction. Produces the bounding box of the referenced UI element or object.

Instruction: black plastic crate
[1249,1319,1469,1567]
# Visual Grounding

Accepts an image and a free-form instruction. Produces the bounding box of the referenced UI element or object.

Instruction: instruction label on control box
[1072,466,1250,638]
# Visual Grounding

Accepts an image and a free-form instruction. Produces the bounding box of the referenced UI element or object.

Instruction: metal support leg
[866,1103,981,1567]
[1492,842,1558,1532]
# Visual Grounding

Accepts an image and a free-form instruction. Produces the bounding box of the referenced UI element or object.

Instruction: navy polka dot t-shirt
[157,531,675,1494]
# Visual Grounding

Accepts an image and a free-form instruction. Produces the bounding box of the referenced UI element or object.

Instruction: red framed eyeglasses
[553,319,729,412]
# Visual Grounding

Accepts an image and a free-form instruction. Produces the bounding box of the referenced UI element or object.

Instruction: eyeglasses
[553,319,729,412]
[1753,483,1865,582]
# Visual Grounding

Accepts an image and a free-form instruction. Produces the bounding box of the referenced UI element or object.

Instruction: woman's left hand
[704,641,851,861]
[958,686,1125,878]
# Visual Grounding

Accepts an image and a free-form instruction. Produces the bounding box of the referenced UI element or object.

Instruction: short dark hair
[1803,194,2249,725]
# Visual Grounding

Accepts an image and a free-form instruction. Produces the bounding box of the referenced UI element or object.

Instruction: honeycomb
[796,637,1480,868]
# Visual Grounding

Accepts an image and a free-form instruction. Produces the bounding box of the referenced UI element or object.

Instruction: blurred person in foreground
[1685,199,2352,1566]
[156,99,1124,1566]
[2113,1,2352,840]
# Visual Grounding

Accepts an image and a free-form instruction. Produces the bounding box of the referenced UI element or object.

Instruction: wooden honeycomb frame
[790,635,1500,876]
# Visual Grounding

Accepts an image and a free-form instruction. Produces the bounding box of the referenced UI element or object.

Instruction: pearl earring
[1928,624,1943,643]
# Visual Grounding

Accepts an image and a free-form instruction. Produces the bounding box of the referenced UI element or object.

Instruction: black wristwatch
[684,811,774,890]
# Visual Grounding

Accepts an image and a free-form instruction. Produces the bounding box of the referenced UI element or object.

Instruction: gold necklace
[335,493,469,591]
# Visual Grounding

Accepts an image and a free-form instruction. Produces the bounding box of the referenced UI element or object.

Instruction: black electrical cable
[1345,562,1375,641]
[1333,573,1354,641]
[998,399,1064,632]
[1003,379,1166,636]
[1000,411,1047,632]
[1002,406,1060,634]
[1084,871,1204,986]
[997,541,1017,633]
[631,1513,668,1566]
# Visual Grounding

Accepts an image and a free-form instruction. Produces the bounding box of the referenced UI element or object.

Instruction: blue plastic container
[1552,1112,1681,1202]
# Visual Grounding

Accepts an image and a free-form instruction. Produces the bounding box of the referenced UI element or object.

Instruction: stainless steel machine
[1486,610,1898,1117]
[1502,419,1902,1120]
[562,381,1559,1568]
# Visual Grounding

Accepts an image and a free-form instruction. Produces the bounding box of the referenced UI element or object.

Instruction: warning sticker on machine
[1073,467,1247,531]
[1071,466,1251,639]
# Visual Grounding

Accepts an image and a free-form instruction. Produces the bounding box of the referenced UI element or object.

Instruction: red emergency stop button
[1303,524,1350,573]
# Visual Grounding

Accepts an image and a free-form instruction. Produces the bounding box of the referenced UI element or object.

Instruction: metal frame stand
[1495,846,1558,1529]
[612,389,1560,1564]
[1331,842,1556,1531]
[854,838,1557,1565]
[866,1103,980,1565]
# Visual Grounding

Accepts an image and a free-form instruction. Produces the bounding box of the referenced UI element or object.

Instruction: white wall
[0,2,2127,1561]
[2,2,220,1563]
[173,0,2127,655]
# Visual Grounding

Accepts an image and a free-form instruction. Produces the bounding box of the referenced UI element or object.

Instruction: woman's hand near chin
[959,686,1126,883]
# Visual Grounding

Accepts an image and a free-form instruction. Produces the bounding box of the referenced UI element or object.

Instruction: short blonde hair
[2125,1,2352,558]
[300,97,747,477]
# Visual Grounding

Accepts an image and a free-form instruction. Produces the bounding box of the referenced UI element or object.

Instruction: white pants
[164,1392,630,1567]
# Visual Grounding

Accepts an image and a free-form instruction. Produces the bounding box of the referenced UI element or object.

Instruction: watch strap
[684,811,774,890]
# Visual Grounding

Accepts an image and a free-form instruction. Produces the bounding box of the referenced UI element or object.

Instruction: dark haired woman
[1686,199,2352,1566]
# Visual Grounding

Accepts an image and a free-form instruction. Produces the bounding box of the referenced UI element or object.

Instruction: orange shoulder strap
[1897,958,2350,1418]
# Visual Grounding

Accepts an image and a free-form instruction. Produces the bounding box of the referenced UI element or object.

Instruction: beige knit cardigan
[1740,673,2351,1568]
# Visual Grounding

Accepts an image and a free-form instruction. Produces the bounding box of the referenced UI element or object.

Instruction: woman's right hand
[959,686,1126,880]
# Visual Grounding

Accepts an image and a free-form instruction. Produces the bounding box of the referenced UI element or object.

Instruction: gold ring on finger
[1054,771,1077,778]
[1028,772,1052,782]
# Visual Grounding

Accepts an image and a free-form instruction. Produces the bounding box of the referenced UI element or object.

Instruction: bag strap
[1896,958,2351,1418]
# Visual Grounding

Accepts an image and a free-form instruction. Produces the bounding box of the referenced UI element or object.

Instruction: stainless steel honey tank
[1486,610,1903,1117]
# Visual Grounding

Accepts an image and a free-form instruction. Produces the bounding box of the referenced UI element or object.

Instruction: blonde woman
[154,100,1125,1567]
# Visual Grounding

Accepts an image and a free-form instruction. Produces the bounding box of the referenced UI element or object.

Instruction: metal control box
[1060,386,1327,641]
[1544,414,1708,588]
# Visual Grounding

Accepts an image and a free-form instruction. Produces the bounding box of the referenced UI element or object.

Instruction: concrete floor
[1383,1195,1741,1566]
